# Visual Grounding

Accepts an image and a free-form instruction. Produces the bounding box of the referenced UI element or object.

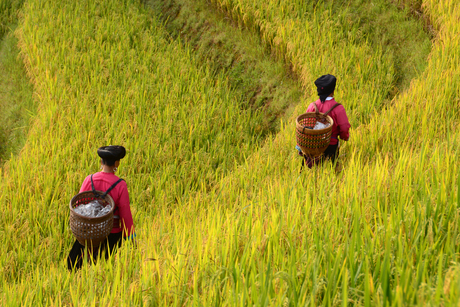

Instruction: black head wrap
[315,74,337,103]
[97,145,126,166]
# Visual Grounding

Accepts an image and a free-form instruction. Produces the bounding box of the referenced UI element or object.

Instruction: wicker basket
[69,191,115,248]
[296,112,334,157]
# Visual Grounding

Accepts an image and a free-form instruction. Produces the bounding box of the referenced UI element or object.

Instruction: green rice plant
[206,0,431,127]
[0,0,25,38]
[0,0,266,301]
[0,0,34,163]
[1,0,460,305]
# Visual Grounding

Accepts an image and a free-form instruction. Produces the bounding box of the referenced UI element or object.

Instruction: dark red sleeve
[335,105,351,141]
[117,181,135,237]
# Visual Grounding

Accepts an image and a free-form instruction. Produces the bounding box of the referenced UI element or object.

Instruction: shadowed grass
[0,29,35,163]
[147,0,305,134]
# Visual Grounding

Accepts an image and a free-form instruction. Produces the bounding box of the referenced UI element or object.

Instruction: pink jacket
[80,172,134,236]
[306,98,351,145]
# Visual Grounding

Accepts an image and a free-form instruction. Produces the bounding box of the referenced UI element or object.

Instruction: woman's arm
[336,106,351,141]
[117,181,135,237]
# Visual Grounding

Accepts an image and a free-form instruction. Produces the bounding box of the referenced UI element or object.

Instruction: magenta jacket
[80,172,134,237]
[306,98,351,145]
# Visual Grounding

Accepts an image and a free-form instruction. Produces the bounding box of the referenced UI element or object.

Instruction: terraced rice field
[1,0,459,305]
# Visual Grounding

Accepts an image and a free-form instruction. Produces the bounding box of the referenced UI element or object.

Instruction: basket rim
[69,190,115,220]
[295,112,334,125]
[296,112,334,132]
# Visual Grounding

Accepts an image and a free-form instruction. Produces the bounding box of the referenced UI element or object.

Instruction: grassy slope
[320,0,433,92]
[147,0,304,133]
[0,0,266,304]
[1,0,459,306]
[207,0,432,128]
[0,0,34,163]
[159,0,459,304]
[0,0,23,37]
[143,0,459,304]
[0,32,35,162]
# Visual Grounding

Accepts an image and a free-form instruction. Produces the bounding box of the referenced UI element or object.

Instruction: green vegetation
[0,0,34,163]
[151,0,431,107]
[2,0,460,305]
[316,0,432,92]
[206,0,433,127]
[0,30,35,163]
[0,0,24,38]
[147,0,305,133]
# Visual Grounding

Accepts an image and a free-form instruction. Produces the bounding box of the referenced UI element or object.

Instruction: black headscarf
[314,74,337,103]
[97,145,126,166]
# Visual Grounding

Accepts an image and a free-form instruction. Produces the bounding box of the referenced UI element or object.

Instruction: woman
[299,74,351,169]
[67,145,135,271]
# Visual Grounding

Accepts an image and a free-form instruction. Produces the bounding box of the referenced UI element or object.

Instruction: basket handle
[314,103,319,116]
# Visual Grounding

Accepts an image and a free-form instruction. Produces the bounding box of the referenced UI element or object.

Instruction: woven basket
[296,112,334,157]
[69,191,115,248]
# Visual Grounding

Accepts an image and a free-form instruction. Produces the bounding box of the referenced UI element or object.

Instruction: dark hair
[315,74,337,103]
[97,145,126,166]
[101,158,117,166]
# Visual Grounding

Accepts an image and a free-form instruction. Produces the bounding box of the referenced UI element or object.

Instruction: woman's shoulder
[306,99,321,111]
[116,177,127,187]
[79,174,93,192]
[326,99,345,111]
[334,102,347,113]
[110,174,127,189]
[81,173,93,183]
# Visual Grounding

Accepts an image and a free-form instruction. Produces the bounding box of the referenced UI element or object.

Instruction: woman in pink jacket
[300,75,351,168]
[67,145,135,271]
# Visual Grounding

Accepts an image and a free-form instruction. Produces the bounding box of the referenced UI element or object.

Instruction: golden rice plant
[1,0,459,305]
